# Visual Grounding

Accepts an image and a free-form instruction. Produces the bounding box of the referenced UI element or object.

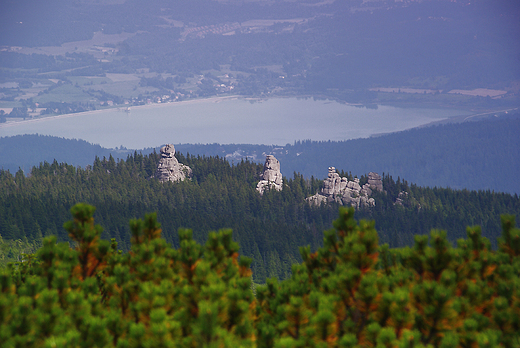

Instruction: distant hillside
[1,114,519,194]
[277,115,520,194]
[180,115,520,195]
[1,0,518,112]
[0,134,141,173]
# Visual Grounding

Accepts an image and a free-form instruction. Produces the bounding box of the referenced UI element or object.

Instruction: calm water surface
[0,98,468,149]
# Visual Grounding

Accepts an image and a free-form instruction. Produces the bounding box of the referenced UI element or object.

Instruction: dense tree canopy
[1,151,519,283]
[0,204,519,347]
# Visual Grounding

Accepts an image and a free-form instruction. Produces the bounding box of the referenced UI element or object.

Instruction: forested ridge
[3,115,520,194]
[0,204,519,347]
[0,152,328,281]
[0,150,519,284]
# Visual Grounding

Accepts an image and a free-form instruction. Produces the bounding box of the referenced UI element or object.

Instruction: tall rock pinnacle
[154,144,192,183]
[256,155,283,195]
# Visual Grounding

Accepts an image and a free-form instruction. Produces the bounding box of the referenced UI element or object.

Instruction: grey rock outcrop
[394,191,408,206]
[154,144,192,183]
[307,167,382,208]
[256,155,283,195]
[368,172,383,192]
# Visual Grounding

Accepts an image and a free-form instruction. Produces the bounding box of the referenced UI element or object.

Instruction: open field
[0,102,22,109]
[0,83,19,88]
[33,84,94,104]
[105,73,141,83]
[6,32,136,58]
[67,76,113,86]
[91,82,158,99]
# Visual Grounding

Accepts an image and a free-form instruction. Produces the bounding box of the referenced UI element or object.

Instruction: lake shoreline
[0,95,246,130]
[2,94,449,131]
[1,94,481,131]
[1,96,472,149]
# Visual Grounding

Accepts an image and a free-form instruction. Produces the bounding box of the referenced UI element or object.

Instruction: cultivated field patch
[105,73,141,83]
[33,84,93,104]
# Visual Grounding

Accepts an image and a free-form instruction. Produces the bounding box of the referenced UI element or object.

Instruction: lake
[0,97,468,149]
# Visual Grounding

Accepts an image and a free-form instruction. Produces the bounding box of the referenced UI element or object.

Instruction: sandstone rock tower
[256,155,283,195]
[307,167,383,208]
[367,172,383,192]
[154,144,192,183]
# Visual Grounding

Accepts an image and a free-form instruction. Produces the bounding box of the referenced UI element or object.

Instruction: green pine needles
[1,204,519,347]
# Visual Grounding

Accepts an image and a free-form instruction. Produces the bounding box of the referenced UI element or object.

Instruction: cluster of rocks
[256,155,283,195]
[153,148,382,210]
[394,191,408,206]
[154,144,192,183]
[307,168,383,208]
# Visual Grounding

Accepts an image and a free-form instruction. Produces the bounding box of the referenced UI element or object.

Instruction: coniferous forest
[1,204,519,347]
[0,151,519,284]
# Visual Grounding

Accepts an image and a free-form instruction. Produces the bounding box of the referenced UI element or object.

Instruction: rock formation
[394,191,408,206]
[154,144,192,183]
[307,167,383,208]
[256,155,283,195]
[368,172,383,192]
